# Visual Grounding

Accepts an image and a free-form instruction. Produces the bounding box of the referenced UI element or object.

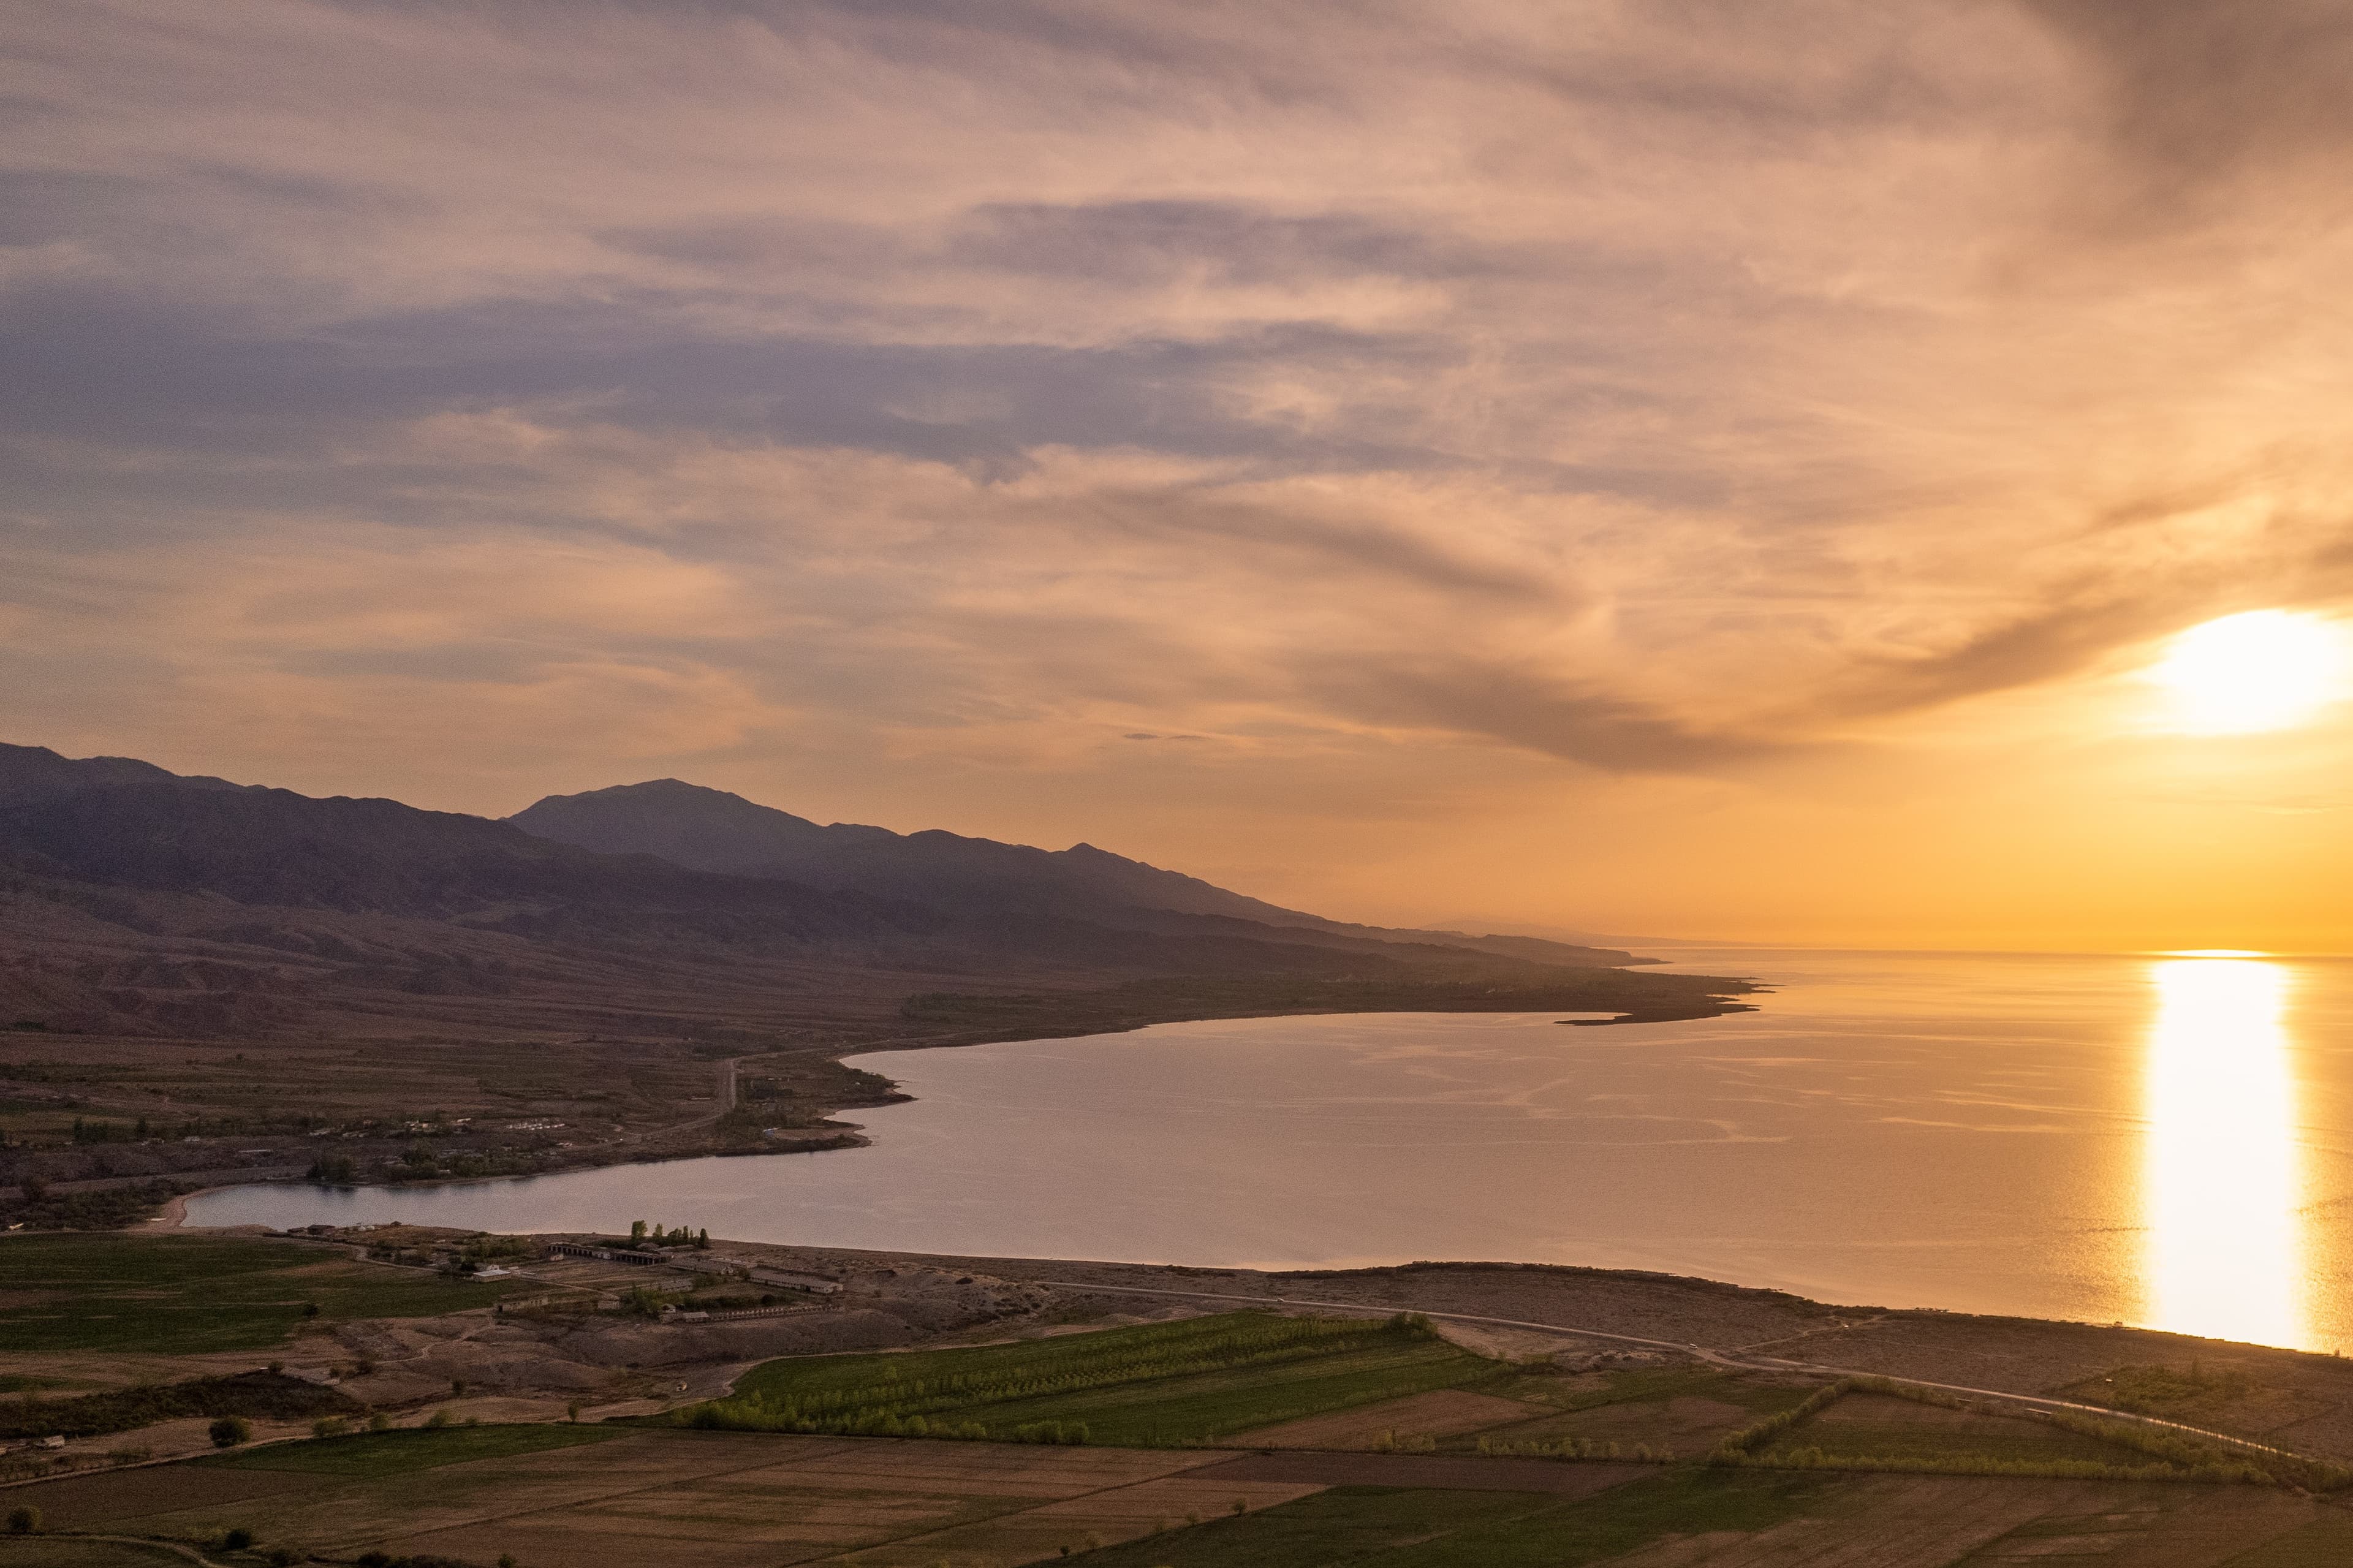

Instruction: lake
[183,947,2353,1354]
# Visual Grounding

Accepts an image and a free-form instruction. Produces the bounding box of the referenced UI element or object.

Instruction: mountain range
[0,741,1743,1044]
[507,778,1637,968]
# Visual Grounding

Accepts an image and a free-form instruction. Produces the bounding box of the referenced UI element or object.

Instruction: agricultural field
[0,1543,198,1568]
[1431,1363,1822,1460]
[13,1356,2353,1567]
[0,1232,520,1357]
[1757,1392,2158,1469]
[686,1310,1501,1445]
[0,1426,1311,1567]
[202,1420,620,1475]
[1072,1469,1836,1567]
[1076,1468,2349,1567]
[15,1293,2353,1565]
[23,1427,2347,1567]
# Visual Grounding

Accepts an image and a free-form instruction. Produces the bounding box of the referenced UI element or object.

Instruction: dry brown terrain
[12,1430,1327,1568]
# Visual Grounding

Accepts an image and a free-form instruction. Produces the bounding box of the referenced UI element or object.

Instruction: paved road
[1039,1279,2305,1464]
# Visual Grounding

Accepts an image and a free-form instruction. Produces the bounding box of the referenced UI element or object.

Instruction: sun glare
[2150,610,2347,735]
[2143,957,2308,1348]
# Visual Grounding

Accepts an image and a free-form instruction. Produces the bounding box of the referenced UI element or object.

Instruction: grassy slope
[0,1233,521,1354]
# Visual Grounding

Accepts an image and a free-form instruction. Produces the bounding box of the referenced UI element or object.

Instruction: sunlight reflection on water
[2143,958,2308,1348]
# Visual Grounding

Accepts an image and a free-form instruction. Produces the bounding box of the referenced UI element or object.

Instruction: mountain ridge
[0,740,1752,1057]
[507,777,1642,967]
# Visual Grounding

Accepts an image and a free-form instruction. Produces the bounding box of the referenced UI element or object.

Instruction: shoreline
[157,1186,2348,1366]
[128,988,1764,1216]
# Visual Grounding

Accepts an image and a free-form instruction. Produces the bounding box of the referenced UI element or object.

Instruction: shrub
[6,1506,39,1534]
[1710,1378,1854,1462]
[313,1416,350,1438]
[0,1369,352,1441]
[221,1526,254,1549]
[209,1416,252,1449]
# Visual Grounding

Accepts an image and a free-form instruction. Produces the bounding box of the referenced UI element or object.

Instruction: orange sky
[6,1,2353,950]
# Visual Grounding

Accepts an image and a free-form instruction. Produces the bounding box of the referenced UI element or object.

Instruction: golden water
[2143,957,2308,1349]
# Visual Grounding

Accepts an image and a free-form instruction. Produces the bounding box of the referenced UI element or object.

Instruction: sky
[7,1,2353,950]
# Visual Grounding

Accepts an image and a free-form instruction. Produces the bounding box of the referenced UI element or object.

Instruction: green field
[202,1422,619,1477]
[0,1233,521,1354]
[690,1311,1499,1445]
[1072,1470,1836,1567]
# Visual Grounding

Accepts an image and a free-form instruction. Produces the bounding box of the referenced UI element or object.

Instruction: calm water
[185,949,2353,1353]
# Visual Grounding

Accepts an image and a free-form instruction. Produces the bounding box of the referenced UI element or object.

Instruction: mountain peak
[0,740,248,807]
[506,777,1330,927]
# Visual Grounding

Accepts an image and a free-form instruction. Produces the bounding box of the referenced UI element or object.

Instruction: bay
[183,948,2353,1353]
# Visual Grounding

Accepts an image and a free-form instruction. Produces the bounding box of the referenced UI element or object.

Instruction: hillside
[0,741,1756,1042]
[509,778,1641,967]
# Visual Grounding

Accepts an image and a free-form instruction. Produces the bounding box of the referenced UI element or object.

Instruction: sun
[2150,610,2348,735]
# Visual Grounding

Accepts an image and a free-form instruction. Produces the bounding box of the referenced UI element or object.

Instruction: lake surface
[185,948,2353,1354]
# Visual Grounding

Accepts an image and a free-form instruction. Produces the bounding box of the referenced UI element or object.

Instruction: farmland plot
[1227,1388,1542,1449]
[689,1310,1499,1445]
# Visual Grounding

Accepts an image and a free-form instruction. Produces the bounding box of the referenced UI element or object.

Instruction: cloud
[2019,0,2353,229]
[5,0,2353,834]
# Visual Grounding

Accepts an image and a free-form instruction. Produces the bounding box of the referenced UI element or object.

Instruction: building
[747,1267,843,1295]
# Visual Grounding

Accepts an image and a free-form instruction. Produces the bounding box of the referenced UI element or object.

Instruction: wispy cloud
[5,0,2353,928]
